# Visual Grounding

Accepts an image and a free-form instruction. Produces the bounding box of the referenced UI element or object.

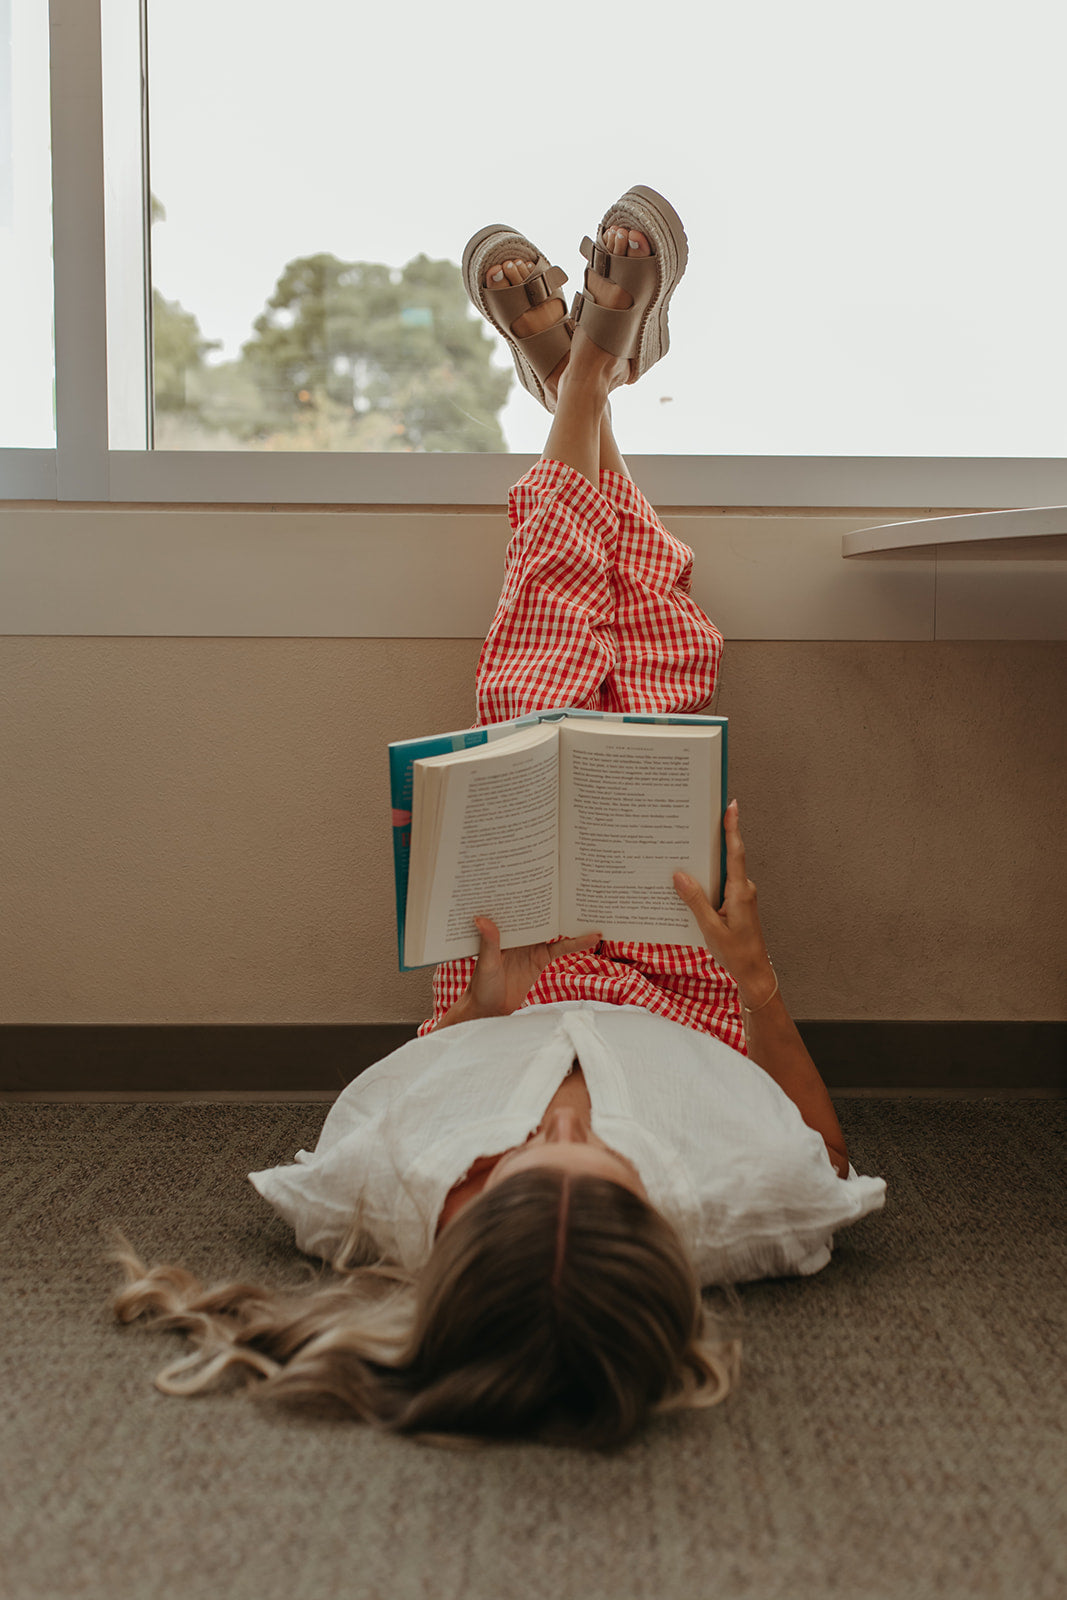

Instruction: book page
[558,721,721,945]
[411,725,560,965]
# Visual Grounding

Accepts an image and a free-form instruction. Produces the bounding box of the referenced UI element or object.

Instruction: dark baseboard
[797,1021,1064,1093]
[0,1024,418,1094]
[0,1021,1063,1094]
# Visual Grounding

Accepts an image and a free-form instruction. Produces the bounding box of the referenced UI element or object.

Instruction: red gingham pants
[420,458,746,1053]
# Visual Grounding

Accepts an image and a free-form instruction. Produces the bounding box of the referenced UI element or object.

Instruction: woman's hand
[673,800,777,1008]
[435,917,602,1029]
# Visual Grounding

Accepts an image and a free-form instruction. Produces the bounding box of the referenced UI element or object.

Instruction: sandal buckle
[591,242,612,277]
[524,272,548,308]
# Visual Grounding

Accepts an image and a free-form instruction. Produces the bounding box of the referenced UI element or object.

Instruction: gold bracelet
[739,968,779,1015]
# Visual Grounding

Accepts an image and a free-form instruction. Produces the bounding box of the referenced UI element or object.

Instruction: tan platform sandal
[571,185,689,382]
[462,225,573,413]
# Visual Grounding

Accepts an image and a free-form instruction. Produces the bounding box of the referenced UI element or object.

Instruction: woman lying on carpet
[111,186,886,1450]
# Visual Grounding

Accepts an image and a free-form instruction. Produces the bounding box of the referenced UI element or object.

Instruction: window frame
[5,0,1067,509]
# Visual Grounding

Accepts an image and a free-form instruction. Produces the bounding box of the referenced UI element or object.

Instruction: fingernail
[674,871,695,890]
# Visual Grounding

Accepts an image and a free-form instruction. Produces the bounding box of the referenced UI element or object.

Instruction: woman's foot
[567,225,653,392]
[484,258,570,404]
[486,225,652,402]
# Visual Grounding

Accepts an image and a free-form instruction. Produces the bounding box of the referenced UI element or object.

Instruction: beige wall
[2,497,1064,1026]
[1,624,1063,1026]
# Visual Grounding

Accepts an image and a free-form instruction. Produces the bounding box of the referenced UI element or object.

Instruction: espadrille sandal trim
[570,185,689,382]
[462,225,572,413]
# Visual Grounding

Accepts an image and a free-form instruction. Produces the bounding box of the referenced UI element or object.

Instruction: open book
[389,709,727,970]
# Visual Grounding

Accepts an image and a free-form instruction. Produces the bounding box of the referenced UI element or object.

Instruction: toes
[484,259,532,290]
[601,225,652,257]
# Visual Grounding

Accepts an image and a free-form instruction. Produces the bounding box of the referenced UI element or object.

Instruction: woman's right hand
[672,800,777,1008]
[433,917,602,1030]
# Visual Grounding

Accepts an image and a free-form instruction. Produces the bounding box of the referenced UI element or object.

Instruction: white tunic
[250,1001,887,1286]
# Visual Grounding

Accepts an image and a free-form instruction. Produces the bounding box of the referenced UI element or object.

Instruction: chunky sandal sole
[461,225,572,413]
[572,184,689,383]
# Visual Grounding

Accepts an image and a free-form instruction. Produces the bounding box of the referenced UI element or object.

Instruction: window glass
[0,0,55,448]
[146,0,1067,458]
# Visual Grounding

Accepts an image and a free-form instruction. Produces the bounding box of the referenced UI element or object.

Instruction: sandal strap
[484,260,568,335]
[572,234,663,358]
[570,290,638,359]
[579,235,659,297]
[514,316,574,383]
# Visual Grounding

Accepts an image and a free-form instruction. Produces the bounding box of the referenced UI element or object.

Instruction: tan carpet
[1,1097,1063,1600]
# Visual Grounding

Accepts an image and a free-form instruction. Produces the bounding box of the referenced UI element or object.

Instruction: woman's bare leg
[599,401,631,481]
[539,343,617,486]
[539,354,638,487]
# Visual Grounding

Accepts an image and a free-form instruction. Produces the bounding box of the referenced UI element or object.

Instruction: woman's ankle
[557,362,611,402]
[541,368,610,484]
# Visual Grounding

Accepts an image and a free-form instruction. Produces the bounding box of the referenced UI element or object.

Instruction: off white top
[250,1002,887,1286]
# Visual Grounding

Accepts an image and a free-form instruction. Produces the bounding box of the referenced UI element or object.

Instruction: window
[4,0,1067,505]
[0,0,55,450]
[144,0,1067,461]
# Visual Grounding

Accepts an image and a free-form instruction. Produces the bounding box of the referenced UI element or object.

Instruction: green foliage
[152,245,513,453]
[152,290,221,414]
[238,251,511,452]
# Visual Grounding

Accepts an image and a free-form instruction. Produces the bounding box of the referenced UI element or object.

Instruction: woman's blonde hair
[109,1170,743,1450]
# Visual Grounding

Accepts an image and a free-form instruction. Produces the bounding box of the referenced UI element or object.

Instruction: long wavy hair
[109,1169,743,1450]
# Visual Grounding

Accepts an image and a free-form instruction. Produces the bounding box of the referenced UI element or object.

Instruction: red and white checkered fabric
[420,458,745,1053]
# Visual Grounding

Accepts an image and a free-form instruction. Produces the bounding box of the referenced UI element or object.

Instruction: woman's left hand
[438,917,602,1028]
